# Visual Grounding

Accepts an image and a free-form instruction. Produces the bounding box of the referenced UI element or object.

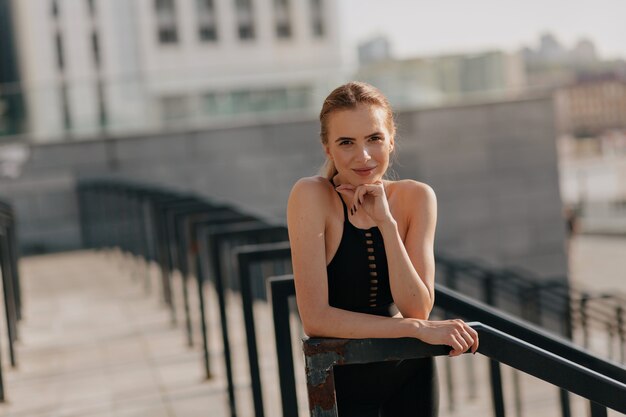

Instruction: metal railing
[76,179,626,417]
[0,199,22,402]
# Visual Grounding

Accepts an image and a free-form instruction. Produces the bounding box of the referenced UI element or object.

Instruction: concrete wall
[0,95,568,277]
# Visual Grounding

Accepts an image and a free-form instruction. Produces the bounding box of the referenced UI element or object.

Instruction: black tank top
[327,182,398,317]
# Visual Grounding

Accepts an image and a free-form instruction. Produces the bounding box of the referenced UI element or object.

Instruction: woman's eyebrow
[334,132,383,143]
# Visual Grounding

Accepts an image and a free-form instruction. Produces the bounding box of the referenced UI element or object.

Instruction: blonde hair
[318,82,396,179]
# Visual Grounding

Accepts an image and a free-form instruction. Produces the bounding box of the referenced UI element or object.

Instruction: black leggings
[333,357,438,417]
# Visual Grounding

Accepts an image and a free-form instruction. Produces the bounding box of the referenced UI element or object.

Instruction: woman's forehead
[327,105,388,136]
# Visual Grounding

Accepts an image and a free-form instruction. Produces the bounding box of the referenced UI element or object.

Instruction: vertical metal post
[239,254,265,417]
[209,235,237,417]
[179,220,194,347]
[559,389,571,417]
[616,305,624,364]
[489,360,506,417]
[483,272,506,417]
[8,216,22,321]
[444,263,458,411]
[589,401,608,417]
[581,294,590,349]
[195,237,212,380]
[0,331,4,402]
[0,233,17,366]
[269,276,299,417]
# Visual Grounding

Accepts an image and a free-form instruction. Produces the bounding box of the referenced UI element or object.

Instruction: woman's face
[324,104,394,185]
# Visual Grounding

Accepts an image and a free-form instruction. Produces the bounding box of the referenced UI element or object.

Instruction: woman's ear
[323,144,332,160]
[389,136,395,153]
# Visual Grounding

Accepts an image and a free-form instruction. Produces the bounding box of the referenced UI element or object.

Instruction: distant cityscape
[0,0,625,147]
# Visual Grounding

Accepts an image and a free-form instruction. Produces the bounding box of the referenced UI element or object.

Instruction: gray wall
[0,96,568,277]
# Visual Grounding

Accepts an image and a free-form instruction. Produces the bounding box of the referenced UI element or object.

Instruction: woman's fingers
[448,334,465,357]
[469,326,480,353]
[351,183,384,214]
[335,184,355,192]
[447,321,479,356]
[352,187,368,214]
[335,184,355,201]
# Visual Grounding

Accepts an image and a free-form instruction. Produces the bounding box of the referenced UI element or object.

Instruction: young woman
[287,82,479,416]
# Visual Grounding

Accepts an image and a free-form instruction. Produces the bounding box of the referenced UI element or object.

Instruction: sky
[338,0,626,61]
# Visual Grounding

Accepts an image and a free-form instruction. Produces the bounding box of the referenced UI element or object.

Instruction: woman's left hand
[335,181,393,226]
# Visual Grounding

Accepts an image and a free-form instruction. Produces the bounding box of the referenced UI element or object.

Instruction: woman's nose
[358,145,372,161]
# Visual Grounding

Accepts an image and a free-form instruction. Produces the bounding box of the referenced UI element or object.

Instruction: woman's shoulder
[288,176,335,205]
[291,175,333,193]
[386,179,436,202]
[386,180,437,223]
[287,176,334,226]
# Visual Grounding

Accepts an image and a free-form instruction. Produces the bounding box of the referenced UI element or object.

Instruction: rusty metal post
[303,339,345,417]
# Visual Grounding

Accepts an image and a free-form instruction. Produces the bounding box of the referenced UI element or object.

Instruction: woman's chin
[335,171,383,186]
[352,178,382,186]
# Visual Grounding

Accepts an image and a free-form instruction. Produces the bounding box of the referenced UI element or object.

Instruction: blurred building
[354,49,526,109]
[0,0,25,136]
[555,74,626,137]
[357,35,392,66]
[521,32,626,90]
[7,0,344,142]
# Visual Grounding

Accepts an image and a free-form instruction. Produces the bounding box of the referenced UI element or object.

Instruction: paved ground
[0,235,623,417]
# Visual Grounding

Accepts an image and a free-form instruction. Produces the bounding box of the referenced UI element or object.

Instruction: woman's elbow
[399,300,434,320]
[299,307,329,337]
[302,318,328,337]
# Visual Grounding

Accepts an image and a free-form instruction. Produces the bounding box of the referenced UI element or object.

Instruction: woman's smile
[352,166,377,177]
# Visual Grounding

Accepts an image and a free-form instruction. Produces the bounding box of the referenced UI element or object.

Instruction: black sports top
[327,182,398,317]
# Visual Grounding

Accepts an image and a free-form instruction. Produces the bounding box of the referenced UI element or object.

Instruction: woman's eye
[339,140,352,146]
[370,136,382,141]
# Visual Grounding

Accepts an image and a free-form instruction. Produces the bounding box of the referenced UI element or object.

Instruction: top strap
[329,178,349,221]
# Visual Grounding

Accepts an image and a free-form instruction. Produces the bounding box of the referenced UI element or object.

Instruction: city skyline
[339,0,626,62]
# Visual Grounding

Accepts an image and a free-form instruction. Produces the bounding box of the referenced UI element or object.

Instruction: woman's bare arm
[381,181,437,319]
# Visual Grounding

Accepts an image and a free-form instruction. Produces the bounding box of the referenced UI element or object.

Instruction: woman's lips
[352,166,376,176]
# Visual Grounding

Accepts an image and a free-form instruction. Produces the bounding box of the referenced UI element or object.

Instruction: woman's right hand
[412,319,479,357]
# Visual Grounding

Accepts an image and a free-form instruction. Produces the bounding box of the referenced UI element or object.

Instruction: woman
[287,82,478,416]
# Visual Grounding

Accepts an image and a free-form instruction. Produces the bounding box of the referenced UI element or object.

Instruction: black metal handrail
[472,323,626,413]
[437,252,626,359]
[302,323,626,416]
[435,285,626,384]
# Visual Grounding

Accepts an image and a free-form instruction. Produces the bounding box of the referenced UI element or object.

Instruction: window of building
[91,32,101,68]
[203,86,312,117]
[155,0,179,44]
[235,0,255,40]
[310,0,324,38]
[55,32,65,70]
[197,0,218,41]
[97,81,107,129]
[87,0,96,16]
[61,84,71,130]
[274,0,291,39]
[51,0,59,17]
[161,95,189,121]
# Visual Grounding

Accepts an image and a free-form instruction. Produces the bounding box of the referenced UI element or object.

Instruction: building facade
[354,50,526,109]
[555,75,626,137]
[8,0,344,142]
[0,0,25,136]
